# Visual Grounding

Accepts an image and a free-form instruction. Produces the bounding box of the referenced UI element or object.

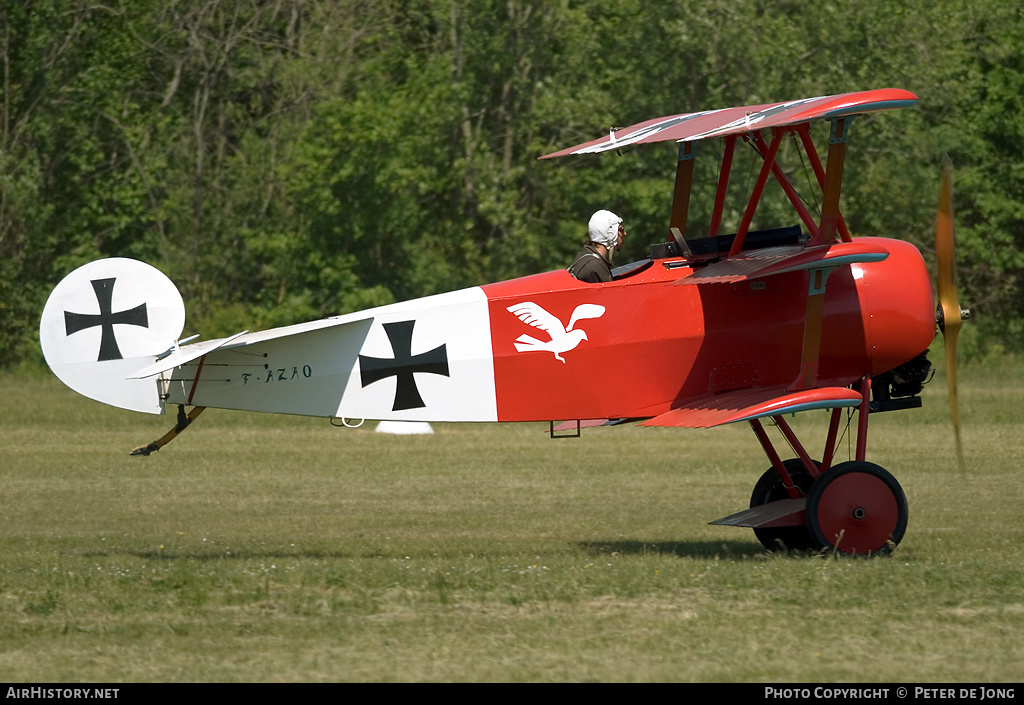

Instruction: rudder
[40,258,186,414]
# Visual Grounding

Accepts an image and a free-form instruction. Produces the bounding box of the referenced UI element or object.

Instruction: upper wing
[640,387,863,429]
[540,88,917,159]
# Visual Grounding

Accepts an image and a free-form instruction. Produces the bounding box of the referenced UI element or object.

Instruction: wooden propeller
[936,157,965,465]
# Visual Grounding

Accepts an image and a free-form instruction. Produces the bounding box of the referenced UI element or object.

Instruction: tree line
[2,0,1022,368]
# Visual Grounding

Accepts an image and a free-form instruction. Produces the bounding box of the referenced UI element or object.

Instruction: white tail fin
[39,258,186,414]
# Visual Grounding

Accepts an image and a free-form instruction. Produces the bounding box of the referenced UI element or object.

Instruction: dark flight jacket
[568,243,612,283]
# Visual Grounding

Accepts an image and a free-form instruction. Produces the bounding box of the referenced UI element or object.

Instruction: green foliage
[3,0,1023,366]
[945,3,1024,346]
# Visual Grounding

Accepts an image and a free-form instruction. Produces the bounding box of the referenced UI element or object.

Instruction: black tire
[749,458,817,551]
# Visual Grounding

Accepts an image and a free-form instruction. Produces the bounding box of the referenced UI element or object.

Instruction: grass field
[1,356,1022,682]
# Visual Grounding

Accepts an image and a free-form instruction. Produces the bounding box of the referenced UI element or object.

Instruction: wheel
[805,461,908,556]
[750,458,817,551]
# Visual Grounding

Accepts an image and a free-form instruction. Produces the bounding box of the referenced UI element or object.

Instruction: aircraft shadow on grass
[82,540,770,562]
[578,540,771,559]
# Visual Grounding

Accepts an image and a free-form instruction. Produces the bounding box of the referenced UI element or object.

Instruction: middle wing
[677,240,890,285]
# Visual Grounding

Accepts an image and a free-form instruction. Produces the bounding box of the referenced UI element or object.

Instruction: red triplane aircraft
[41,88,967,556]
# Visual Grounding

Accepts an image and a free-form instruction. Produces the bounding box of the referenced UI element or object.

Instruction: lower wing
[640,386,863,429]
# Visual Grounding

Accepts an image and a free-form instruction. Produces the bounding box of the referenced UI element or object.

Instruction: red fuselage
[483,238,936,422]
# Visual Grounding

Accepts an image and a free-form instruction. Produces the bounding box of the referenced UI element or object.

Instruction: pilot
[568,209,626,283]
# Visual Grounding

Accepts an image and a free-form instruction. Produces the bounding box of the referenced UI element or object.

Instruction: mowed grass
[1,356,1022,682]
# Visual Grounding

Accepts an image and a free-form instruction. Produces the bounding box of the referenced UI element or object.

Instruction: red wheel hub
[814,471,899,553]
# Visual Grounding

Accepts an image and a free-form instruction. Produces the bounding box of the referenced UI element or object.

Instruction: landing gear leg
[130,405,205,456]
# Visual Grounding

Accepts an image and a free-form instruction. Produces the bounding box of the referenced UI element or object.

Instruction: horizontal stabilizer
[679,241,889,285]
[127,310,388,380]
[640,386,863,429]
[128,331,249,379]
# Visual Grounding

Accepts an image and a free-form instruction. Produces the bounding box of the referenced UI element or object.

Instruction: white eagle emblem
[506,302,606,362]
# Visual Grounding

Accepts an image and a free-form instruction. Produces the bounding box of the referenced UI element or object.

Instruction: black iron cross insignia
[359,320,449,411]
[64,278,149,362]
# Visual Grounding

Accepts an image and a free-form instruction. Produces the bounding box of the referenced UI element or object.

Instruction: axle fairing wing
[540,88,918,159]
